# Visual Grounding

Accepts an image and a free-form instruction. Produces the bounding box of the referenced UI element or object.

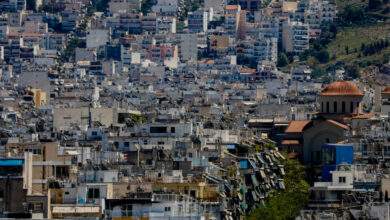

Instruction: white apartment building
[282,21,309,53]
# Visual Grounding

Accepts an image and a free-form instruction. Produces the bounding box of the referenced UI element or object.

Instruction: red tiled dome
[319,80,363,97]
[382,86,390,95]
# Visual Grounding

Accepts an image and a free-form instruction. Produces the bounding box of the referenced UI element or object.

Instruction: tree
[191,2,201,12]
[368,0,382,10]
[346,64,361,79]
[311,66,326,79]
[248,158,310,220]
[340,6,367,24]
[26,0,36,11]
[277,52,289,67]
[315,50,330,63]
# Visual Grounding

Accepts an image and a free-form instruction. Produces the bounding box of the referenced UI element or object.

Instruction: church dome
[319,80,363,97]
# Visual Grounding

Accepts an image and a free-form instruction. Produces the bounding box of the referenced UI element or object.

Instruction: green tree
[277,53,289,67]
[315,50,330,63]
[311,66,326,79]
[368,0,382,10]
[346,64,361,79]
[26,0,36,11]
[248,158,310,220]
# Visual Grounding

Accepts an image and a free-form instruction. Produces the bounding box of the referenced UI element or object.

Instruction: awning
[251,175,259,185]
[251,191,257,201]
[282,140,299,145]
[279,167,285,176]
[65,150,78,155]
[237,192,242,201]
[248,159,257,169]
[279,180,285,190]
[0,159,23,166]
[241,201,247,210]
[260,170,266,179]
[224,183,232,191]
[241,184,246,193]
[256,154,266,164]
[227,144,235,150]
[52,206,100,214]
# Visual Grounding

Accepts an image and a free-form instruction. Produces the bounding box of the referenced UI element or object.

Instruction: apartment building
[282,21,309,53]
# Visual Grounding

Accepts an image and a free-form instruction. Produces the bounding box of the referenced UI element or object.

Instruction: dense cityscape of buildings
[1,0,390,219]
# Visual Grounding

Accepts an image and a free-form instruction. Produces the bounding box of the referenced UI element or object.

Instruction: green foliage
[368,0,382,10]
[361,39,389,56]
[177,21,185,32]
[191,2,201,12]
[346,63,361,78]
[131,115,146,123]
[277,53,289,67]
[315,50,330,63]
[26,0,36,11]
[339,5,368,25]
[92,0,110,12]
[247,158,310,220]
[311,66,327,79]
[141,0,155,15]
[38,3,55,13]
[87,5,96,17]
[62,37,80,62]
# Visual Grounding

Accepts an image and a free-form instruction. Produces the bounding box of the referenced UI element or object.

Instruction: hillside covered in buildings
[1,0,390,219]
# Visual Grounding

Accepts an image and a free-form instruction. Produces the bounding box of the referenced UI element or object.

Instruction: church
[282,80,373,164]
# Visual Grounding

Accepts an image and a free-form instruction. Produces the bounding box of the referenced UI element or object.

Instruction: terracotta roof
[226,5,239,10]
[319,80,363,97]
[240,68,256,73]
[352,112,375,119]
[282,140,300,145]
[382,86,390,95]
[326,119,349,130]
[285,120,311,133]
[288,152,298,158]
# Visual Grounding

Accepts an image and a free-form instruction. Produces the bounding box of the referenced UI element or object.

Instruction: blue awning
[0,159,23,166]
[227,144,235,150]
[240,160,248,169]
[248,159,257,169]
[251,175,259,185]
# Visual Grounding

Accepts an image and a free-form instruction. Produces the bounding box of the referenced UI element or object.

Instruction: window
[326,138,330,143]
[333,101,337,113]
[171,127,175,133]
[150,127,167,133]
[189,153,193,158]
[56,166,68,177]
[326,102,329,113]
[144,140,148,145]
[322,148,335,165]
[350,102,354,113]
[342,101,345,113]
[165,207,171,212]
[124,142,129,147]
[190,190,196,197]
[121,205,132,217]
[321,102,324,112]
[92,131,97,136]
[157,141,164,145]
[339,177,346,183]
[88,188,100,199]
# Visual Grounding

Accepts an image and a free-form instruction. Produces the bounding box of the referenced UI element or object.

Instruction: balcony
[308,199,341,208]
